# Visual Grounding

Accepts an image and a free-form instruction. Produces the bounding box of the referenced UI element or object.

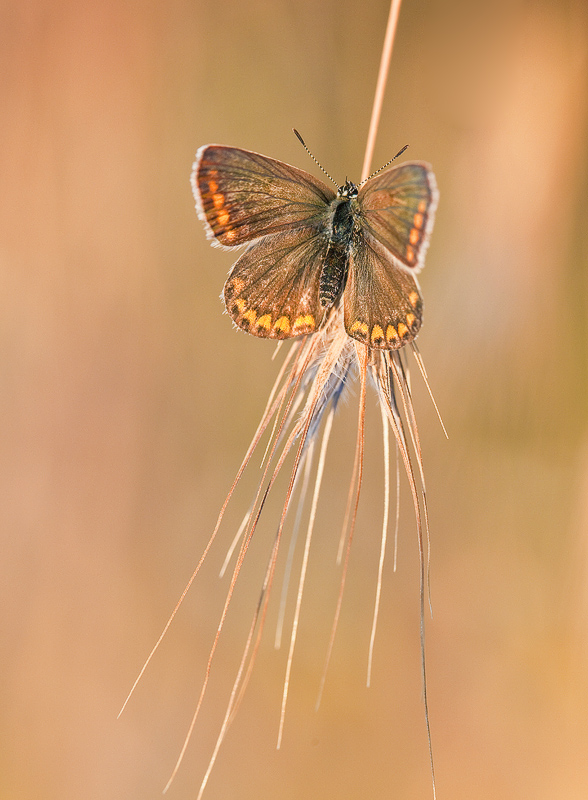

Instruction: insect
[192,133,438,349]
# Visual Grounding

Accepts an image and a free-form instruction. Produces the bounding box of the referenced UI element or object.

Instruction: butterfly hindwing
[193,145,336,248]
[223,225,330,339]
[343,232,423,350]
[358,162,438,271]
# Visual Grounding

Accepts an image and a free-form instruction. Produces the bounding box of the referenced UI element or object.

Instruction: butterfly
[191,141,438,349]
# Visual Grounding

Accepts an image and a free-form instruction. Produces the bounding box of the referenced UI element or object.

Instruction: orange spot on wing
[293,314,315,333]
[405,245,415,263]
[217,209,230,226]
[386,325,398,343]
[409,228,420,245]
[406,313,416,328]
[417,200,427,213]
[350,320,369,338]
[242,309,257,325]
[397,322,409,338]
[413,212,424,229]
[408,291,419,308]
[208,179,219,193]
[371,325,384,345]
[273,316,291,334]
[256,314,272,331]
[212,193,225,209]
[226,278,244,297]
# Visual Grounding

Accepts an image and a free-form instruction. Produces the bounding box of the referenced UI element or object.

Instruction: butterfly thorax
[319,186,361,310]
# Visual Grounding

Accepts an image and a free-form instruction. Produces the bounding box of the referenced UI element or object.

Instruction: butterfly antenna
[359,144,409,187]
[292,129,337,187]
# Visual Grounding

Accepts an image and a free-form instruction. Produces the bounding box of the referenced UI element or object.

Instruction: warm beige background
[2,1,588,798]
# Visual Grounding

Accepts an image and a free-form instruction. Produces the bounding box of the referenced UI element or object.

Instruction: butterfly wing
[343,232,423,349]
[358,162,438,271]
[193,145,336,248]
[223,225,331,339]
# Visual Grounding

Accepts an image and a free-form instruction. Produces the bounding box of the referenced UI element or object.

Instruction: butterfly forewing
[343,232,423,350]
[223,226,329,339]
[358,162,438,271]
[193,146,335,248]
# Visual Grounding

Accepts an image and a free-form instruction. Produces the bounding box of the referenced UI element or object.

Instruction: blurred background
[2,0,588,798]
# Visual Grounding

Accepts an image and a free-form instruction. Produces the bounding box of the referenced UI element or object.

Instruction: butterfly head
[337,180,358,199]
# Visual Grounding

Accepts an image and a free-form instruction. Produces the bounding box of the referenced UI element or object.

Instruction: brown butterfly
[191,140,438,349]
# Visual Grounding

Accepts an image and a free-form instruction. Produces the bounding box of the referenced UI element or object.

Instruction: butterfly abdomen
[319,245,348,309]
[319,199,355,309]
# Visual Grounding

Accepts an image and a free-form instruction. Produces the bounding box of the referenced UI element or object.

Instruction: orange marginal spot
[409,228,420,245]
[208,179,219,193]
[217,209,230,226]
[212,193,225,209]
[293,314,315,333]
[406,313,416,328]
[350,320,369,338]
[386,324,398,343]
[273,316,291,334]
[397,322,409,338]
[413,212,424,229]
[233,298,246,313]
[405,245,415,263]
[228,278,245,295]
[370,324,384,345]
[224,229,237,242]
[242,309,257,325]
[417,200,427,213]
[408,291,419,308]
[256,314,272,331]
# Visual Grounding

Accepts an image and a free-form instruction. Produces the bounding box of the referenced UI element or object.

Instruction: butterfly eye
[337,180,358,199]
